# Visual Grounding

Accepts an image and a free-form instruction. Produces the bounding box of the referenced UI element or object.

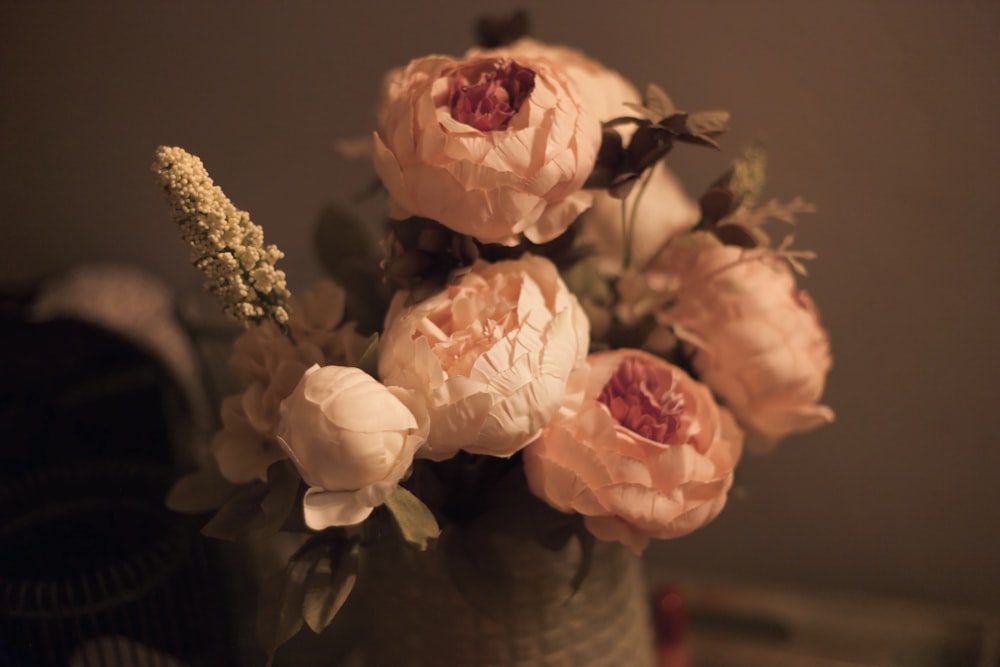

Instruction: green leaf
[199,460,302,541]
[644,82,676,120]
[255,460,303,538]
[561,260,614,310]
[356,333,380,378]
[313,204,379,283]
[200,482,268,541]
[302,542,360,635]
[257,544,324,667]
[312,203,389,333]
[622,101,657,122]
[166,460,238,514]
[728,141,767,210]
[713,223,759,249]
[686,110,731,139]
[383,486,441,550]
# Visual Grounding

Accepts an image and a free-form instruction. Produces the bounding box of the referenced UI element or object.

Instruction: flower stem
[622,167,656,271]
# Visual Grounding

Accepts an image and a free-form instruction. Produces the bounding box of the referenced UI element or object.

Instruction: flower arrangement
[157,13,832,665]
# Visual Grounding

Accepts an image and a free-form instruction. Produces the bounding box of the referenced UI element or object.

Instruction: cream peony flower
[372,52,601,246]
[378,255,589,460]
[213,279,369,483]
[523,349,743,554]
[656,233,834,448]
[277,365,428,529]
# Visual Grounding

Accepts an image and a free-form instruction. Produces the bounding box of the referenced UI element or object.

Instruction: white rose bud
[277,364,427,529]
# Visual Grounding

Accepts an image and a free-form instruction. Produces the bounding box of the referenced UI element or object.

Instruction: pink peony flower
[277,365,428,529]
[372,52,601,246]
[482,38,699,274]
[523,349,743,554]
[378,255,589,460]
[656,233,834,448]
[470,38,639,122]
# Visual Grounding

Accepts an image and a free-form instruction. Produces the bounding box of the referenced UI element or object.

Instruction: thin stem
[620,197,631,270]
[622,167,656,271]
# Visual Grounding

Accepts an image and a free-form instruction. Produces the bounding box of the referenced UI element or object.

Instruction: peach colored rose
[277,365,428,529]
[378,255,589,460]
[372,52,601,246]
[481,39,698,274]
[523,349,743,554]
[213,280,369,483]
[656,233,834,448]
[228,321,320,436]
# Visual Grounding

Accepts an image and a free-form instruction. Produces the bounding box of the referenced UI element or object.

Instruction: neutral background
[3,1,998,612]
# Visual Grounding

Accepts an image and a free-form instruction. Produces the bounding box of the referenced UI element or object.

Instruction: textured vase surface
[360,530,655,667]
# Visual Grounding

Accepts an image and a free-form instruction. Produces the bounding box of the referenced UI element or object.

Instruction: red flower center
[598,355,685,445]
[447,58,536,132]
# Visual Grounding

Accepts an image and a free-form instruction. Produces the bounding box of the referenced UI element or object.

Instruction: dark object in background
[0,284,236,666]
[474,9,530,48]
[0,463,230,667]
[0,307,178,476]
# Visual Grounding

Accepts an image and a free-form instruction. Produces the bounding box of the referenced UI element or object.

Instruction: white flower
[277,365,428,528]
[214,280,369,483]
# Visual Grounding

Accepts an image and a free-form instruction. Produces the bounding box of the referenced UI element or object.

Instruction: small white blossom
[153,146,290,327]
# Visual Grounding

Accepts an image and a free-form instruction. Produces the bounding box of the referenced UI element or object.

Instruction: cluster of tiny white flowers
[153,146,290,327]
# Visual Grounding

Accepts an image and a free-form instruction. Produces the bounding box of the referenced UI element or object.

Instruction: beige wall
[2,1,998,611]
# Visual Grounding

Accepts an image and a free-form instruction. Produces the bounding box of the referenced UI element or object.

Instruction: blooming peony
[277,365,428,529]
[470,38,639,123]
[483,38,699,274]
[655,233,834,448]
[372,52,601,246]
[378,255,589,460]
[523,349,743,554]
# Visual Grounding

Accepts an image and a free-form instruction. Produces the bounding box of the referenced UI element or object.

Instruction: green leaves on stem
[199,460,302,542]
[384,485,442,551]
[258,535,360,666]
[585,83,729,198]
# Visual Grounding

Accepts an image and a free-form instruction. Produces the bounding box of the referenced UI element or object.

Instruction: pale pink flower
[470,38,639,122]
[483,39,699,274]
[211,395,286,485]
[277,365,428,529]
[656,233,834,448]
[372,53,601,246]
[378,255,589,460]
[523,349,743,554]
[228,321,320,436]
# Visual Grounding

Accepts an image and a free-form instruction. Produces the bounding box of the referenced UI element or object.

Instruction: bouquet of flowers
[156,13,832,666]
